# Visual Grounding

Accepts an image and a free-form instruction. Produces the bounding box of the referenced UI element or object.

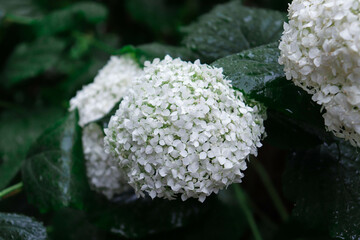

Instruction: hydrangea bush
[1,0,360,239]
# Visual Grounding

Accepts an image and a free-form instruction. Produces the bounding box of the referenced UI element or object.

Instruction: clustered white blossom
[70,56,143,126]
[104,56,265,202]
[70,56,142,198]
[279,0,360,147]
[82,123,130,199]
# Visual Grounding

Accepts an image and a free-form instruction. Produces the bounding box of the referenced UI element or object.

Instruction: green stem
[247,195,278,230]
[233,184,263,240]
[250,157,289,222]
[0,182,23,200]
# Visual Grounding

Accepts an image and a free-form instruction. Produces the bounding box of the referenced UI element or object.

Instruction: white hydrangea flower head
[70,56,141,198]
[82,123,130,199]
[104,56,266,202]
[279,0,360,147]
[70,56,143,127]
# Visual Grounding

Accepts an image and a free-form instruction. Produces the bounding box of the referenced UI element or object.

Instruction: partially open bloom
[105,56,265,202]
[279,0,360,147]
[70,56,141,198]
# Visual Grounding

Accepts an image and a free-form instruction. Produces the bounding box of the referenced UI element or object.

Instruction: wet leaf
[212,42,283,94]
[22,110,90,212]
[0,212,47,240]
[183,1,286,62]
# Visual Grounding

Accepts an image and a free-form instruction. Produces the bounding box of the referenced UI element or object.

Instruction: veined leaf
[183,0,286,62]
[22,110,90,212]
[212,42,283,94]
[0,212,47,240]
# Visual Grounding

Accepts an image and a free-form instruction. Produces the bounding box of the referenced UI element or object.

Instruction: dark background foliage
[1,0,358,239]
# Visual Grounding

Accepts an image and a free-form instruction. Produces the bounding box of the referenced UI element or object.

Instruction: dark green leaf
[124,0,178,35]
[49,209,110,240]
[183,1,286,62]
[22,110,90,212]
[0,107,63,190]
[1,37,66,87]
[253,78,332,148]
[283,142,360,239]
[0,212,47,240]
[90,191,211,238]
[121,43,199,66]
[150,187,248,240]
[273,218,332,240]
[34,2,108,36]
[263,111,323,150]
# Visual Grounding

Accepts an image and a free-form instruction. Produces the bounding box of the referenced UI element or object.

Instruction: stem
[0,182,23,200]
[250,157,289,222]
[247,196,278,230]
[233,184,263,240]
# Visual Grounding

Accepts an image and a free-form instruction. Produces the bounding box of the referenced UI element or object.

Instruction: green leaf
[212,42,283,94]
[1,37,66,87]
[0,212,47,240]
[34,2,108,36]
[0,0,43,21]
[283,142,360,239]
[22,110,90,212]
[121,43,199,66]
[0,107,63,190]
[183,0,286,62]
[263,111,324,149]
[90,192,211,238]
